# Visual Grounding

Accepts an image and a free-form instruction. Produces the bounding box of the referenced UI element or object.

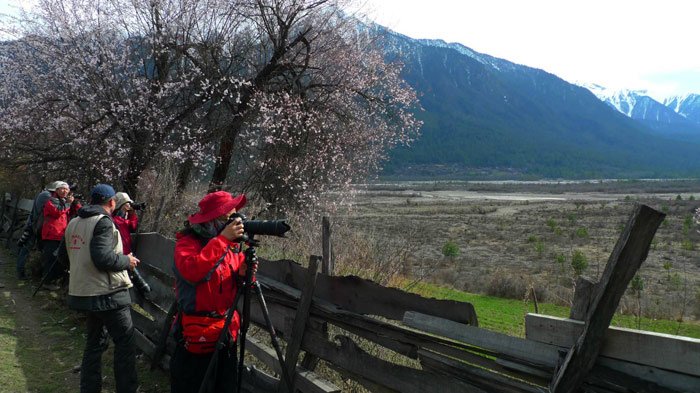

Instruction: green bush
[571,250,588,276]
[631,275,644,292]
[534,240,545,257]
[681,239,694,251]
[575,227,589,238]
[546,218,557,231]
[441,241,460,258]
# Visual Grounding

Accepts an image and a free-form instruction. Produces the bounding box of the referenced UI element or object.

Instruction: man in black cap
[57,183,140,393]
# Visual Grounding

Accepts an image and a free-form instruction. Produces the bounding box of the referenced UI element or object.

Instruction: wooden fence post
[569,276,596,321]
[280,255,320,392]
[321,216,333,275]
[550,204,665,393]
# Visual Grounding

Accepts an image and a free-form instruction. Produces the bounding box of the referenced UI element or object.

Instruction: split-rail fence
[1,192,698,393]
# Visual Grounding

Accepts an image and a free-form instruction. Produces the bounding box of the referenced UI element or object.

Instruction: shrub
[575,227,589,238]
[534,240,545,257]
[486,269,528,300]
[571,250,588,276]
[546,218,557,231]
[676,194,683,201]
[681,239,694,251]
[527,235,538,243]
[441,241,460,259]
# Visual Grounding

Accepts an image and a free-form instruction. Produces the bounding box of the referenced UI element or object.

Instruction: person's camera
[72,193,83,200]
[131,202,147,211]
[227,212,290,238]
[17,228,32,247]
[130,268,151,296]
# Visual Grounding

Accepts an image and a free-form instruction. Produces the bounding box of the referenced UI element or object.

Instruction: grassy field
[402,280,700,338]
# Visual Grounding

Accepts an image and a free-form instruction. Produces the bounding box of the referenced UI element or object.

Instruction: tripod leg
[252,281,294,393]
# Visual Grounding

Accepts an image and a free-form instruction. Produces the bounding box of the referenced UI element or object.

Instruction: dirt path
[0,249,168,393]
[0,249,84,393]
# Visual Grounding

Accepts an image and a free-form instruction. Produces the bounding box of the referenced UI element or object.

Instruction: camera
[17,228,32,248]
[228,212,290,238]
[130,268,152,296]
[72,193,83,200]
[132,202,147,211]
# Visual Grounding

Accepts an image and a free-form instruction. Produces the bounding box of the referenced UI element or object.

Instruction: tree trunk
[175,159,193,195]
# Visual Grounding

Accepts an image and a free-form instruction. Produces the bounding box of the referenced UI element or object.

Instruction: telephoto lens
[129,268,152,295]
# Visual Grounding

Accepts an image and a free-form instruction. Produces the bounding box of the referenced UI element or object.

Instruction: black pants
[41,239,62,281]
[81,306,138,393]
[170,342,238,393]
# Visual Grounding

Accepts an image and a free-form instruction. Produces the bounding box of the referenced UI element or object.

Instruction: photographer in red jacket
[41,181,80,289]
[171,191,247,393]
[112,192,139,255]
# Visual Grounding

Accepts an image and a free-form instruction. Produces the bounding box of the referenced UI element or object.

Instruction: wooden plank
[260,278,496,363]
[526,313,700,377]
[403,311,560,368]
[595,357,700,393]
[247,336,340,393]
[17,198,33,212]
[321,216,333,275]
[281,255,320,392]
[418,349,548,393]
[550,204,665,393]
[132,232,176,274]
[300,331,488,393]
[569,276,596,320]
[133,263,175,312]
[133,327,170,370]
[258,258,478,326]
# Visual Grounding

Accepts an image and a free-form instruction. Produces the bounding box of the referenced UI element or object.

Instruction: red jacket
[113,212,138,255]
[42,197,79,241]
[174,231,245,343]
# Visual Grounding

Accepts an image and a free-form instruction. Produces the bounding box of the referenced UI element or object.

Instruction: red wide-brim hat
[188,191,247,224]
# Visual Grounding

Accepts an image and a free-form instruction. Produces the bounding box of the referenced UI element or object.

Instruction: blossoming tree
[0,0,421,210]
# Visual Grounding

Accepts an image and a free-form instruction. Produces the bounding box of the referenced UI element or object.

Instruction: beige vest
[66,214,133,297]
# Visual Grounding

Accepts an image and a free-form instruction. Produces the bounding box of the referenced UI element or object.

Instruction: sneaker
[43,283,61,291]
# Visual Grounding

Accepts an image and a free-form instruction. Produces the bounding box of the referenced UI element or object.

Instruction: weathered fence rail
[1,191,699,392]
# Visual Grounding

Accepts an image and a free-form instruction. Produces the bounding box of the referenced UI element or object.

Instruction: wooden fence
[2,192,699,392]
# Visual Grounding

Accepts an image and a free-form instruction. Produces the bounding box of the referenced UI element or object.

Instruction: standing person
[170,191,247,393]
[15,181,59,280]
[41,181,77,289]
[112,192,139,255]
[57,183,140,393]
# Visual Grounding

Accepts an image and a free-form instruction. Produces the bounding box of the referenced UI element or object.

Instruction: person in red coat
[170,191,247,393]
[112,192,139,255]
[41,181,79,288]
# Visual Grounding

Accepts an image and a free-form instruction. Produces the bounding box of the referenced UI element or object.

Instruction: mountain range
[379,27,700,180]
[579,84,700,142]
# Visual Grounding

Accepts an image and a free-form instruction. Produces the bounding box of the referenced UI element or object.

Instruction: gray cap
[45,181,61,192]
[115,192,134,210]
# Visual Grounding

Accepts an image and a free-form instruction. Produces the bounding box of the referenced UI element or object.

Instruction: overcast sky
[357,0,700,100]
[3,0,699,100]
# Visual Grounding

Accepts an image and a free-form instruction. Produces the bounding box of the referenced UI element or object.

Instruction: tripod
[198,235,294,393]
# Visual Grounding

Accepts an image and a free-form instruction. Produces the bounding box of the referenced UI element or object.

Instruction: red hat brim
[188,193,246,225]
